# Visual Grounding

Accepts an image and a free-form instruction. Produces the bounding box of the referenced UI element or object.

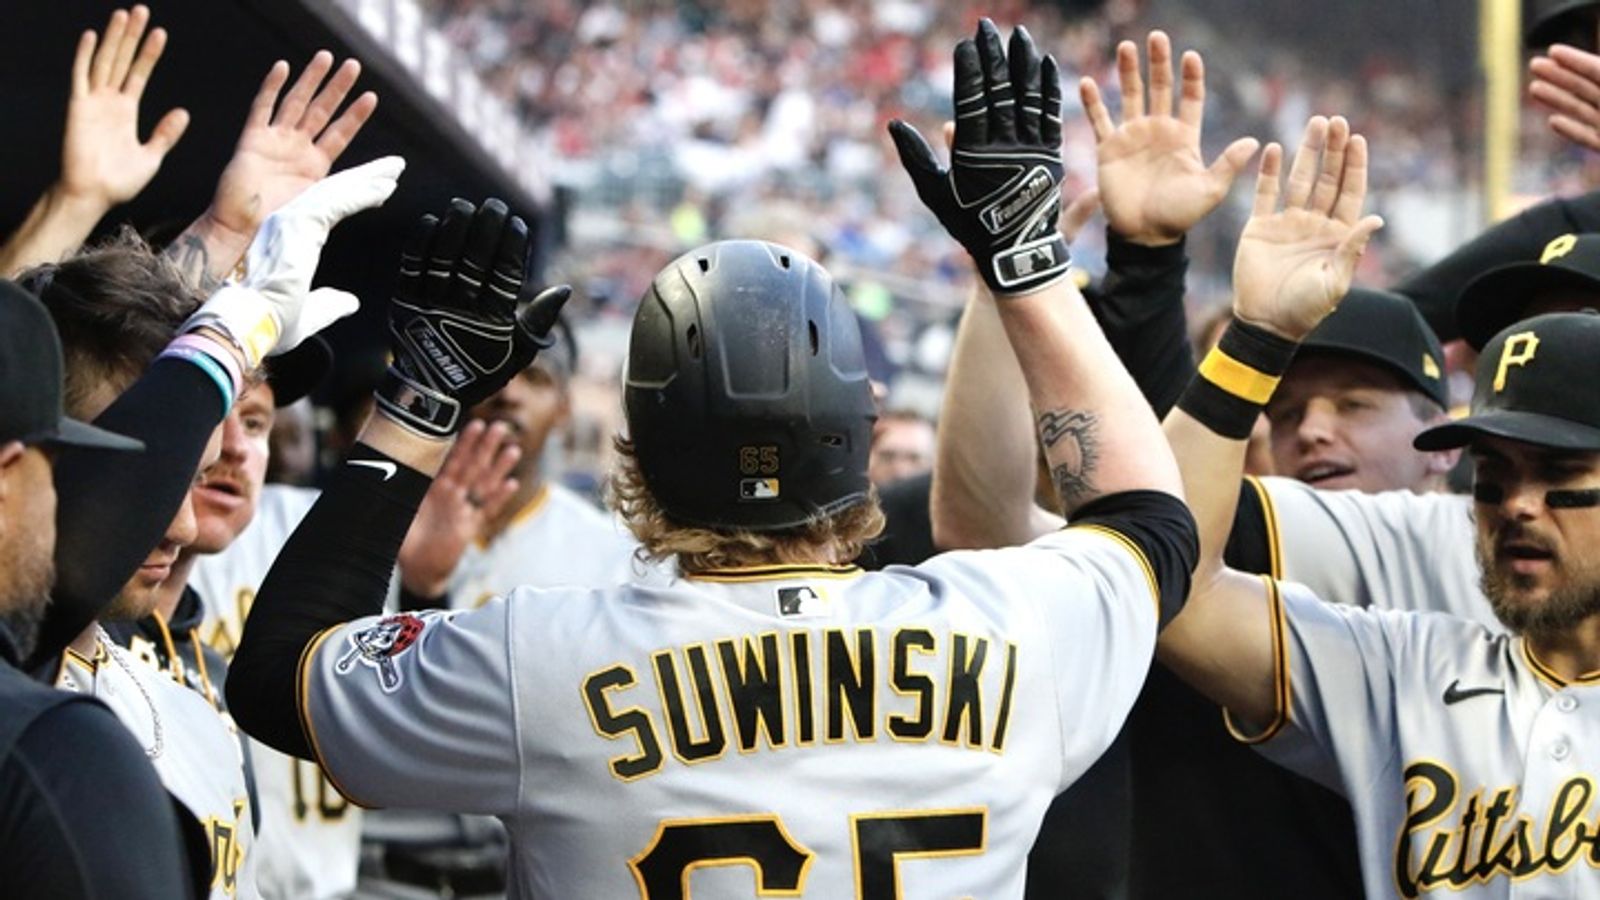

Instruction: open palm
[60,6,189,209]
[209,52,378,237]
[1232,117,1384,340]
[1082,32,1257,245]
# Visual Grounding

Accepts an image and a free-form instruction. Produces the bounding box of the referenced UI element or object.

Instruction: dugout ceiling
[0,0,549,397]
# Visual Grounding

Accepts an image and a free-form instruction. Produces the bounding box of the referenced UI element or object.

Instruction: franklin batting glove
[376,198,571,439]
[889,21,1070,296]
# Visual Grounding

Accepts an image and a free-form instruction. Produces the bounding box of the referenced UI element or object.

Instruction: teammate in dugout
[1159,100,1600,895]
[228,20,1199,897]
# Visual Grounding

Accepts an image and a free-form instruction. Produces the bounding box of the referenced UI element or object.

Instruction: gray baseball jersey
[444,482,654,609]
[1257,477,1495,625]
[188,484,361,900]
[57,630,258,899]
[300,527,1157,898]
[1243,579,1600,898]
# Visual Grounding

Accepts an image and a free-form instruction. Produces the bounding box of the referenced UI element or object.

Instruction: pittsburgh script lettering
[1395,761,1600,897]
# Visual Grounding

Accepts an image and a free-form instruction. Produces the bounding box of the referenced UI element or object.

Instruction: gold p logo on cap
[1494,331,1540,392]
[1541,234,1578,265]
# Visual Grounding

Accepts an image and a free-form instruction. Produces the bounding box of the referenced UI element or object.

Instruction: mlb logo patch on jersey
[776,585,832,618]
[333,614,426,693]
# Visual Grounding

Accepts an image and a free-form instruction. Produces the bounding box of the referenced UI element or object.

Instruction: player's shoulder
[1261,476,1472,523]
[1281,579,1506,657]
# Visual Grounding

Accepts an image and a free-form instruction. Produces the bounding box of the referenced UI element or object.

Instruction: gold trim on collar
[1521,641,1600,689]
[688,564,864,584]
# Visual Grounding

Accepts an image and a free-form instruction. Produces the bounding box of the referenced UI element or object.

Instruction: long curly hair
[608,436,885,575]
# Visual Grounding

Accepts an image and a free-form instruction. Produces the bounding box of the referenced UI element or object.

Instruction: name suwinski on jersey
[1395,760,1600,896]
[581,627,1019,781]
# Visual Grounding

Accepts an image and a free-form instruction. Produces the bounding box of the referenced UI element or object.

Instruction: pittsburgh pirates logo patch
[334,614,426,693]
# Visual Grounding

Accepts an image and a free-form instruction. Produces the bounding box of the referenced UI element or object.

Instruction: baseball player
[228,22,1198,897]
[395,318,647,613]
[1161,106,1600,897]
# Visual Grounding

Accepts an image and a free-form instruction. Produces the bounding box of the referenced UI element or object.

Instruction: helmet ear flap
[624,241,876,532]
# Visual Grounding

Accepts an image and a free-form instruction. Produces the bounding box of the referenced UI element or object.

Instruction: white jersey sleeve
[300,605,523,816]
[1258,477,1494,625]
[916,525,1160,789]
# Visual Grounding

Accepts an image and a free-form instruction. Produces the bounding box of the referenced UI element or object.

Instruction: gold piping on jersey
[151,611,187,685]
[715,632,788,754]
[1223,575,1290,744]
[1520,640,1600,689]
[1244,475,1284,579]
[474,483,553,549]
[296,626,373,809]
[1069,523,1159,616]
[56,639,107,686]
[689,564,864,583]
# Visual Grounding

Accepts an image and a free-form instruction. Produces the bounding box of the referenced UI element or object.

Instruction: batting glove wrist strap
[890,21,1070,296]
[375,365,461,439]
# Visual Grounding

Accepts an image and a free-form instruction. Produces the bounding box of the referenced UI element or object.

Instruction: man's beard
[1477,530,1600,637]
[0,552,54,663]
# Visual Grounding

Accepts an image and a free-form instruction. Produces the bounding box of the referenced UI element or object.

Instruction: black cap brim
[48,416,145,452]
[263,336,332,407]
[1456,264,1600,350]
[1414,409,1600,451]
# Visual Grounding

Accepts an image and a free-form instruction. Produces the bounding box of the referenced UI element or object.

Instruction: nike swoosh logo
[1443,679,1505,705]
[349,459,397,481]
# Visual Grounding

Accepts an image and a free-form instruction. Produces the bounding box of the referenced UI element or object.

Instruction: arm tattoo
[1036,408,1100,509]
[163,233,223,294]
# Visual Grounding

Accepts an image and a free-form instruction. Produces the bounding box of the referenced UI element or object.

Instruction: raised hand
[377,199,572,439]
[183,156,405,368]
[58,5,189,212]
[1232,116,1384,341]
[207,51,379,241]
[1081,31,1258,246]
[1529,44,1600,151]
[890,19,1071,295]
[398,419,522,599]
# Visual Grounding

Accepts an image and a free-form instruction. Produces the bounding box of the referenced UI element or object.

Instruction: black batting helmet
[624,240,876,531]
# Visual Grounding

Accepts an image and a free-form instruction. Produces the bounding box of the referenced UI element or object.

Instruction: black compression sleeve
[1394,190,1600,340]
[1223,479,1276,577]
[1091,232,1195,417]
[1069,489,1198,630]
[33,358,225,670]
[2,702,196,899]
[228,443,432,759]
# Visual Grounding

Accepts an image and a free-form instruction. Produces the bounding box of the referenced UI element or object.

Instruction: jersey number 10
[630,807,985,899]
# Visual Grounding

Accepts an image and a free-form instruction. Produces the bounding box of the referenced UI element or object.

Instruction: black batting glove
[376,198,571,438]
[889,21,1070,296]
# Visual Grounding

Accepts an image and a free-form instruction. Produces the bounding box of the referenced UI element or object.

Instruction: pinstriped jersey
[57,632,258,899]
[300,526,1158,899]
[1243,580,1600,899]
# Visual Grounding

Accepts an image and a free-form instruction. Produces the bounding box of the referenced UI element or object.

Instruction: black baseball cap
[0,280,142,452]
[1297,287,1448,407]
[1526,0,1600,50]
[1415,310,1600,451]
[262,335,332,407]
[1454,233,1600,350]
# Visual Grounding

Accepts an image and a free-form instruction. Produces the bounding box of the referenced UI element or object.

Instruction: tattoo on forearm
[1037,408,1100,508]
[163,233,222,294]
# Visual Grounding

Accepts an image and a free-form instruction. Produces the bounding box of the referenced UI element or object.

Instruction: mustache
[1491,524,1557,555]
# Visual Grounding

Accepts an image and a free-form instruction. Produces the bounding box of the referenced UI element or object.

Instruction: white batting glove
[184,155,405,366]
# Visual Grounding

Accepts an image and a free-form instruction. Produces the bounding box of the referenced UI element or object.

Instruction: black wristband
[1176,317,1298,439]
